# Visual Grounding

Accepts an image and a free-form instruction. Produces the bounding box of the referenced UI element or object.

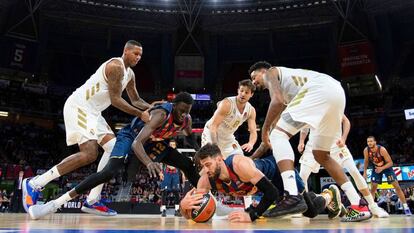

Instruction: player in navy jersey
[180,144,342,222]
[28,92,201,220]
[363,136,411,216]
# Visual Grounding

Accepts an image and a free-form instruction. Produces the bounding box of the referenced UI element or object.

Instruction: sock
[299,164,313,192]
[161,205,166,211]
[364,194,376,207]
[281,170,298,195]
[31,166,61,188]
[87,151,111,204]
[54,192,72,207]
[403,203,409,210]
[175,204,180,211]
[341,182,361,206]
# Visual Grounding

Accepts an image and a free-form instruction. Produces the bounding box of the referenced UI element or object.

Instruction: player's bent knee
[270,129,295,162]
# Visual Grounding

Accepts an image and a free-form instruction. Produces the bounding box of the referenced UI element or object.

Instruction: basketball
[191,193,216,223]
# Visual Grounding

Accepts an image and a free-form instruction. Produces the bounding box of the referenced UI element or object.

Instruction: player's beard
[211,165,221,181]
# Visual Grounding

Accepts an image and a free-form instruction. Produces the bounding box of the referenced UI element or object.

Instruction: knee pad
[270,129,295,163]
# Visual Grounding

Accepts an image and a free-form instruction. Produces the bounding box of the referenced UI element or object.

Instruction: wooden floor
[0,213,413,233]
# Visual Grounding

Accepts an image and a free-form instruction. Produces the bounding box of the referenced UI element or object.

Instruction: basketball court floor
[0,213,413,233]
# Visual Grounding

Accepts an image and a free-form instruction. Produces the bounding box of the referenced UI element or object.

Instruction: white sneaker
[369,205,389,218]
[28,201,59,220]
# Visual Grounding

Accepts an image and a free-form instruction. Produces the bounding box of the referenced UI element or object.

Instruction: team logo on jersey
[90,129,95,135]
[232,144,238,149]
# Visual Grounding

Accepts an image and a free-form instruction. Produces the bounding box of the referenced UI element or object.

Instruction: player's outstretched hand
[241,143,254,152]
[228,211,252,223]
[297,143,305,153]
[146,162,162,178]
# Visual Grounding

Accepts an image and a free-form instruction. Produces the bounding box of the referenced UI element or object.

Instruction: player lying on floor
[179,143,342,222]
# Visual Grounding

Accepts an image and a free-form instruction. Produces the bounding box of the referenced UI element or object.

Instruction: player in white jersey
[201,79,257,158]
[22,40,152,216]
[298,115,388,218]
[249,61,370,222]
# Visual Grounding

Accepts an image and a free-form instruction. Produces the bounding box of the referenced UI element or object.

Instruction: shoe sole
[28,206,38,220]
[263,203,308,218]
[80,206,117,216]
[22,178,31,213]
[341,212,372,222]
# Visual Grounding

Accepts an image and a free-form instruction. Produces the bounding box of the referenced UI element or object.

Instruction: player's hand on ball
[228,211,252,223]
[180,188,204,211]
[146,162,162,177]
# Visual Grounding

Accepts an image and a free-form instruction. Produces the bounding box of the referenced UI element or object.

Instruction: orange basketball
[191,193,216,223]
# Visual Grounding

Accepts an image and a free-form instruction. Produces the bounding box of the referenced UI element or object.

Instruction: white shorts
[63,95,113,146]
[201,126,243,159]
[277,78,346,151]
[299,144,354,173]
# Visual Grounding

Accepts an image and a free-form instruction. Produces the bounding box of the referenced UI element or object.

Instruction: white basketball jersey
[207,96,252,136]
[276,67,336,104]
[70,57,132,112]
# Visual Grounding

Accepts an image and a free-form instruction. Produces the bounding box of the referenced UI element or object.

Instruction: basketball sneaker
[22,177,41,213]
[325,185,342,219]
[341,202,372,222]
[81,200,117,216]
[369,204,389,218]
[263,191,307,218]
[174,209,182,217]
[28,201,60,220]
[161,209,167,217]
[404,208,412,216]
[339,204,347,217]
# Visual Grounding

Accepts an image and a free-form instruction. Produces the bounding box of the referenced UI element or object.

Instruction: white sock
[403,203,409,209]
[299,164,313,192]
[31,166,61,188]
[54,192,72,207]
[364,194,376,207]
[341,182,361,206]
[161,205,166,211]
[281,170,298,195]
[87,151,111,204]
[175,204,180,211]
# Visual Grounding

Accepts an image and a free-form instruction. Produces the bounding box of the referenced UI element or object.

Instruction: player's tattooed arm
[126,71,151,110]
[261,67,285,146]
[107,60,144,117]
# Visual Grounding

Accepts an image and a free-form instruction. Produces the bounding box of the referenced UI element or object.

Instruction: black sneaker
[161,209,167,217]
[263,191,308,218]
[174,210,182,217]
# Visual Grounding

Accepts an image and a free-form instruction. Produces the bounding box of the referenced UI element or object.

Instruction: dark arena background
[0,0,414,232]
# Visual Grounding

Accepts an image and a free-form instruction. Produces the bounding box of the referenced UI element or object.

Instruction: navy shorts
[111,126,172,162]
[161,173,181,191]
[255,155,305,194]
[371,167,397,184]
